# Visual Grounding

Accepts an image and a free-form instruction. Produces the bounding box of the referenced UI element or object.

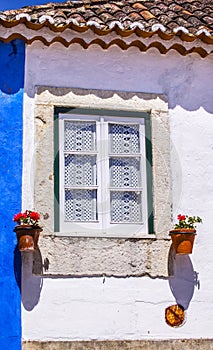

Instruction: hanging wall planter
[169,228,196,255]
[14,224,42,252]
[169,214,202,255]
[13,210,42,252]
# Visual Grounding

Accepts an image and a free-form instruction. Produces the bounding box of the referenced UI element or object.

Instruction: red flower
[13,209,40,226]
[30,211,40,221]
[177,214,186,221]
[13,212,23,222]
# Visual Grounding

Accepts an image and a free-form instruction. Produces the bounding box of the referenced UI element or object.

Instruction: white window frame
[58,113,148,237]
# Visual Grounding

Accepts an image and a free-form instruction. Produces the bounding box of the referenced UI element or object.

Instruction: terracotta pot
[169,229,196,255]
[14,225,43,252]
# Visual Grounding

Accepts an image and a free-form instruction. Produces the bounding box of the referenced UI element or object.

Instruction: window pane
[110,157,141,188]
[64,121,96,152]
[110,191,142,223]
[65,155,97,186]
[109,124,140,154]
[65,189,97,221]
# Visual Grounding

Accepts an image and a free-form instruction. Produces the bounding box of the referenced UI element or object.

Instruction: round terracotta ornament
[165,304,185,327]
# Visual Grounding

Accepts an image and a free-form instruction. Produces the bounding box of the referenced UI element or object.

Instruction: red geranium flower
[30,211,40,221]
[13,212,23,222]
[173,214,202,230]
[177,214,186,221]
[13,209,41,226]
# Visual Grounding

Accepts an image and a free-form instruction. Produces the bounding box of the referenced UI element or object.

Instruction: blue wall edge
[0,39,25,350]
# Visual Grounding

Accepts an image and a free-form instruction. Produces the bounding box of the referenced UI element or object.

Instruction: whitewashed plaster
[22,41,213,340]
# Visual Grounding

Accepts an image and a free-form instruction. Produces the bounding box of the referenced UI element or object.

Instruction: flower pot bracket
[14,225,43,252]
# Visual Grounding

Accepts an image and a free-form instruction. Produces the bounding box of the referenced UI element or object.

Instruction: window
[55,110,152,237]
[31,87,171,276]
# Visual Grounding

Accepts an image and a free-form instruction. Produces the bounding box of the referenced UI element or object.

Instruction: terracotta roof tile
[182,9,194,16]
[168,4,183,12]
[151,6,167,16]
[122,4,135,13]
[106,3,122,14]
[132,3,147,11]
[69,13,86,22]
[140,9,155,20]
[203,15,213,25]
[128,11,142,21]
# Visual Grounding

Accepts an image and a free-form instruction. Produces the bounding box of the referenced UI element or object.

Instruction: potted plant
[13,210,42,252]
[169,214,202,254]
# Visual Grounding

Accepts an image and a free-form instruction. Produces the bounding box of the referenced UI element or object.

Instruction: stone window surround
[32,86,171,277]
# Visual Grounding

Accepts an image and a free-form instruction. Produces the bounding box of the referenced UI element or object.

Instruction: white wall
[22,41,213,340]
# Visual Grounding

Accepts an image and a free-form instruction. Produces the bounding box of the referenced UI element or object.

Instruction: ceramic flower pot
[169,228,196,255]
[14,225,43,252]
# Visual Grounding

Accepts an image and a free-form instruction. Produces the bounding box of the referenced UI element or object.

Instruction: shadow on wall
[20,251,43,311]
[158,55,213,114]
[14,247,43,311]
[14,246,22,293]
[168,246,199,310]
[0,40,25,94]
[32,53,213,114]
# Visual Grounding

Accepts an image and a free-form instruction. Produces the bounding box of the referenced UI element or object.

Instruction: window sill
[33,234,171,277]
[52,231,157,239]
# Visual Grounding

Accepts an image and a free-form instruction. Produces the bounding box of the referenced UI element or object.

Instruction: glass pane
[109,124,140,154]
[110,191,142,223]
[65,155,97,186]
[64,121,96,152]
[65,189,97,221]
[110,157,141,188]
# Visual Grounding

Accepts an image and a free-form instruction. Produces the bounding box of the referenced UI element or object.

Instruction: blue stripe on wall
[0,39,25,350]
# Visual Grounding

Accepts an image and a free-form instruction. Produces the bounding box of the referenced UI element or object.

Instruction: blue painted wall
[0,39,25,350]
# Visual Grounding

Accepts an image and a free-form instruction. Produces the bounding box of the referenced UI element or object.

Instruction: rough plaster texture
[32,87,171,277]
[22,42,213,342]
[33,236,171,277]
[22,339,213,350]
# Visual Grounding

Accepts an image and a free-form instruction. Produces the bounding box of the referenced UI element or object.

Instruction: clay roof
[1,0,213,35]
[1,1,213,55]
